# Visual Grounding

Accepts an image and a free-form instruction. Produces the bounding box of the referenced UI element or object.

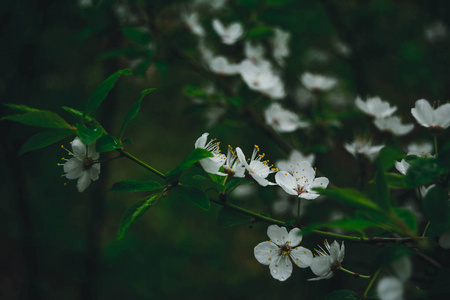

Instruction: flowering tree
[2,0,450,299]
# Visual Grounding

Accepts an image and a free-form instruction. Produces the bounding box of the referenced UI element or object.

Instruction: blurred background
[1,0,450,299]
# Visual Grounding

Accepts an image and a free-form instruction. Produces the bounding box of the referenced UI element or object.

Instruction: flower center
[83,157,94,170]
[279,244,291,257]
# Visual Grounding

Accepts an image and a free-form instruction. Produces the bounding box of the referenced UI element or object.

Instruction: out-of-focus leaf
[385,173,407,188]
[109,180,162,193]
[423,185,449,235]
[119,88,156,140]
[218,207,252,228]
[324,289,361,300]
[96,134,122,152]
[165,148,213,183]
[62,106,98,123]
[76,123,103,145]
[3,105,73,129]
[314,188,380,212]
[371,163,390,210]
[376,146,404,171]
[192,175,225,192]
[405,158,445,187]
[84,69,132,117]
[304,217,381,235]
[18,129,75,156]
[247,26,274,40]
[122,26,152,46]
[170,185,210,211]
[393,208,417,234]
[117,192,162,240]
[225,177,252,194]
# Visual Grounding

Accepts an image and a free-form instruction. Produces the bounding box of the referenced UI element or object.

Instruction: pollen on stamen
[275,264,278,267]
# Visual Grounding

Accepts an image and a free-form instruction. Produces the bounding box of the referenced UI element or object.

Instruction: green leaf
[423,185,450,235]
[121,26,152,46]
[109,180,163,193]
[376,146,404,171]
[405,158,445,187]
[3,106,73,129]
[84,69,132,117]
[324,289,361,300]
[192,175,225,192]
[165,148,213,184]
[62,106,98,123]
[218,207,252,228]
[385,173,407,188]
[96,134,122,152]
[225,177,252,194]
[18,129,75,156]
[314,188,381,212]
[117,192,162,240]
[393,208,417,233]
[371,163,390,210]
[247,26,274,40]
[306,217,381,234]
[119,88,156,140]
[76,123,104,145]
[171,185,210,211]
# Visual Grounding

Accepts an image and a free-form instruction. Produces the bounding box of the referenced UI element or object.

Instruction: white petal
[391,256,411,282]
[287,227,303,246]
[87,143,100,160]
[338,241,345,262]
[71,137,86,159]
[376,277,403,300]
[77,171,92,192]
[251,173,274,186]
[275,172,298,196]
[235,147,250,169]
[299,192,320,200]
[267,225,289,246]
[310,255,332,277]
[294,161,315,184]
[434,103,450,128]
[411,99,434,127]
[89,163,101,181]
[395,160,409,175]
[290,247,313,268]
[195,133,208,149]
[329,240,341,261]
[308,177,329,190]
[269,255,292,281]
[63,158,83,179]
[254,241,279,265]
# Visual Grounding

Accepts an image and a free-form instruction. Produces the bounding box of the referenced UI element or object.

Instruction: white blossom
[276,150,315,174]
[377,277,404,300]
[271,28,290,65]
[182,12,205,37]
[424,21,448,43]
[240,59,285,99]
[355,96,397,118]
[411,99,450,129]
[275,161,328,200]
[374,116,414,136]
[244,42,265,63]
[344,138,384,160]
[195,133,226,175]
[308,240,345,281]
[300,72,337,93]
[59,137,100,193]
[254,225,313,281]
[264,103,308,133]
[223,146,245,177]
[212,19,243,45]
[235,146,276,186]
[209,56,241,75]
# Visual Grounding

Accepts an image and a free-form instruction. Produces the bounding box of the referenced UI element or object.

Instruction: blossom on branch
[212,19,243,45]
[254,225,313,281]
[300,72,337,93]
[411,99,450,130]
[308,240,345,281]
[373,116,414,136]
[59,137,100,193]
[264,103,308,133]
[355,96,397,118]
[195,133,226,175]
[235,146,276,186]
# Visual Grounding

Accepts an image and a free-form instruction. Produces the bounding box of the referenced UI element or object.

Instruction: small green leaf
[84,69,132,117]
[324,289,361,300]
[393,208,417,233]
[3,106,73,129]
[18,129,75,156]
[192,175,225,192]
[225,177,252,194]
[314,188,381,212]
[405,158,445,187]
[165,148,213,183]
[376,146,404,171]
[385,173,407,188]
[109,180,163,193]
[117,192,163,240]
[423,186,449,235]
[62,106,98,123]
[96,134,122,152]
[76,123,104,145]
[119,88,156,140]
[218,207,252,228]
[171,185,210,211]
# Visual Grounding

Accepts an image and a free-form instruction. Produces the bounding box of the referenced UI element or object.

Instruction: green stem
[363,267,382,299]
[339,266,371,279]
[422,221,431,237]
[434,135,439,157]
[117,149,166,179]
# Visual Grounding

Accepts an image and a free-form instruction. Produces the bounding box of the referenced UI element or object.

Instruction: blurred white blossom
[374,116,414,136]
[300,72,337,93]
[264,103,308,133]
[355,96,397,118]
[212,19,244,45]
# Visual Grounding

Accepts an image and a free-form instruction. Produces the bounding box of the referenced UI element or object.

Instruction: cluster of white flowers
[254,225,344,281]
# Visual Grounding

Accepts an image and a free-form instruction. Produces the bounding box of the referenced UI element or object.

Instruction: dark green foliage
[18,129,75,156]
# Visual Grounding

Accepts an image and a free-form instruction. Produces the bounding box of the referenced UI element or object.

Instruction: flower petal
[290,246,313,268]
[287,227,303,246]
[434,103,450,129]
[63,158,83,179]
[254,241,279,266]
[299,192,320,200]
[308,177,329,190]
[269,255,292,281]
[194,133,208,149]
[267,225,289,246]
[87,143,100,160]
[376,277,403,300]
[310,255,332,277]
[411,99,434,127]
[294,161,315,184]
[235,147,250,169]
[251,173,274,187]
[77,171,92,192]
[89,163,101,181]
[275,171,298,196]
[71,137,86,159]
